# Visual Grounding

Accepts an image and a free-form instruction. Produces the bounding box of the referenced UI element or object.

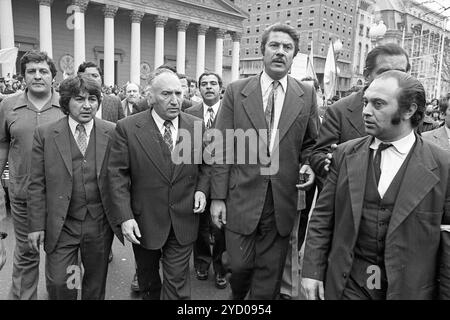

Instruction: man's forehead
[267,31,294,44]
[200,75,219,83]
[153,73,181,89]
[126,84,139,91]
[365,77,399,98]
[25,61,50,69]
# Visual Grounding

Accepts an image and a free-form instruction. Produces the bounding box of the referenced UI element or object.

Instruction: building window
[228,49,232,55]
[245,49,249,55]
[246,27,250,34]
[256,15,261,22]
[309,18,314,27]
[308,32,313,40]
[310,8,315,14]
[255,48,259,55]
[257,2,261,10]
[323,7,327,15]
[359,24,364,36]
[297,19,302,28]
[287,10,291,17]
[298,8,303,15]
[246,38,250,44]
[248,5,251,12]
[266,14,270,20]
[256,26,260,32]
[286,20,291,25]
[323,18,327,27]
[266,1,270,8]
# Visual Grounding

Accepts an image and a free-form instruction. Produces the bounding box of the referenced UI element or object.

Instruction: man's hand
[28,231,45,252]
[121,219,141,245]
[210,200,226,229]
[301,277,325,300]
[296,164,315,190]
[193,191,207,213]
[323,143,338,172]
[0,238,6,271]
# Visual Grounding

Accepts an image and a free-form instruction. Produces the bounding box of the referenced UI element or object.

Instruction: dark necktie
[373,143,392,185]
[264,80,280,153]
[206,107,215,129]
[163,120,173,152]
[76,124,87,156]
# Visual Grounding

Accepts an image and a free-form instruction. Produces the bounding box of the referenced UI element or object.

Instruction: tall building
[227,0,359,95]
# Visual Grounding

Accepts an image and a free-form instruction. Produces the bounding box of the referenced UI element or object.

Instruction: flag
[323,42,336,100]
[306,40,316,79]
[290,53,308,81]
[0,47,18,77]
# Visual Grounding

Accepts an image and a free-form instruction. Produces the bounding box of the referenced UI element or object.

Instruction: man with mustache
[210,23,318,299]
[0,50,65,299]
[302,70,450,300]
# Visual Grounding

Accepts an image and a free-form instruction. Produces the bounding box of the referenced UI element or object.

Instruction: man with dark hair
[77,61,124,123]
[27,75,114,300]
[185,71,227,289]
[310,43,410,191]
[210,23,318,299]
[302,70,450,300]
[423,96,450,151]
[0,50,64,299]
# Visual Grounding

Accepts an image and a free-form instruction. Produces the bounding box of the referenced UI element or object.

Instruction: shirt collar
[13,89,60,110]
[68,116,94,137]
[370,130,416,155]
[151,109,179,132]
[260,71,287,95]
[203,100,220,114]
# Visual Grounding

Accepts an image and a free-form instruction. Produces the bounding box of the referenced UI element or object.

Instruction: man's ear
[403,103,418,120]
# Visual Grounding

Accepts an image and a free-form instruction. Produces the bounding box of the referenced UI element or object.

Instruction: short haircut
[260,23,299,56]
[59,75,102,115]
[156,64,177,73]
[375,70,425,128]
[439,95,450,114]
[20,50,57,79]
[363,43,411,79]
[187,77,197,88]
[77,61,103,77]
[198,72,223,88]
[126,82,139,91]
[147,68,178,87]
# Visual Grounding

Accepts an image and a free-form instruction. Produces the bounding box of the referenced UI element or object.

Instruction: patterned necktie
[206,107,215,129]
[264,80,280,153]
[373,143,392,185]
[163,120,173,152]
[76,124,87,156]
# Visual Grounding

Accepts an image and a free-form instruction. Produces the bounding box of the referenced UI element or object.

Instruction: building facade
[0,0,247,86]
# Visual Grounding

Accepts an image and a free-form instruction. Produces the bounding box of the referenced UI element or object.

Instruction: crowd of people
[1,22,450,301]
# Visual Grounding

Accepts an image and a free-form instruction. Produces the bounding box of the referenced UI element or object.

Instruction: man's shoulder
[184,102,203,115]
[335,135,371,154]
[421,136,450,162]
[422,126,443,139]
[0,91,26,109]
[180,111,204,125]
[36,117,67,135]
[103,94,121,106]
[95,118,116,131]
[328,91,363,113]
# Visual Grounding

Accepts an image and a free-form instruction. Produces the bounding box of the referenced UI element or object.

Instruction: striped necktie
[76,124,87,156]
[206,107,215,129]
[163,120,173,152]
[264,80,280,154]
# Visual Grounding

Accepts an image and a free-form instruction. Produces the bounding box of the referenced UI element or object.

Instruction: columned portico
[37,0,53,58]
[231,32,242,81]
[0,0,15,76]
[176,20,189,75]
[196,25,209,80]
[130,11,144,85]
[154,15,168,70]
[72,0,89,72]
[214,29,226,77]
[103,5,118,86]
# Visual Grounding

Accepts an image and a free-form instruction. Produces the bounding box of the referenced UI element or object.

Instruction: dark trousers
[45,213,113,300]
[226,185,290,300]
[341,273,387,300]
[133,228,193,300]
[193,202,226,276]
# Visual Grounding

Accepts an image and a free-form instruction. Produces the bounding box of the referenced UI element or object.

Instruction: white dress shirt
[151,109,179,148]
[95,93,104,119]
[202,100,220,125]
[68,116,94,147]
[260,71,287,153]
[370,130,416,198]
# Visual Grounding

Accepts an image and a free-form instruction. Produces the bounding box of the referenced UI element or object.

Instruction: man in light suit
[422,96,450,152]
[302,70,450,300]
[77,62,124,123]
[27,75,115,299]
[107,68,209,300]
[185,72,227,289]
[210,23,318,300]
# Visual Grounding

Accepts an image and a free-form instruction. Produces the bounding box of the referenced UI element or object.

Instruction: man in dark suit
[77,61,124,123]
[310,44,411,191]
[302,70,450,300]
[121,82,141,117]
[107,68,209,300]
[27,75,115,299]
[185,72,227,289]
[422,96,450,151]
[210,23,318,300]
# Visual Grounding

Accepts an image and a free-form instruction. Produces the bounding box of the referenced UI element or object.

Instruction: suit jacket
[310,90,366,183]
[185,101,221,127]
[302,134,450,300]
[210,74,319,237]
[27,117,115,253]
[422,126,450,152]
[102,94,124,123]
[106,110,210,249]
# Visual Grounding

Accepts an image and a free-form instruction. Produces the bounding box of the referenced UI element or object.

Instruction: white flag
[306,40,316,79]
[323,42,336,100]
[0,47,18,65]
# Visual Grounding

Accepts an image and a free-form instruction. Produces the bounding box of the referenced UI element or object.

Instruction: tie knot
[378,143,392,152]
[272,80,280,90]
[76,124,85,133]
[163,120,172,129]
[207,107,214,114]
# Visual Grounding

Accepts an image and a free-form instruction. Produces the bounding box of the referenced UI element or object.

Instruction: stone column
[214,29,225,77]
[154,15,168,69]
[176,20,189,75]
[130,11,144,85]
[103,5,118,86]
[72,0,89,72]
[0,0,15,76]
[231,32,242,81]
[196,25,209,80]
[37,0,53,58]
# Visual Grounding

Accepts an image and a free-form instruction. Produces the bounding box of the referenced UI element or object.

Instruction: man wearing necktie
[27,75,115,299]
[210,23,318,300]
[302,70,450,300]
[185,72,227,289]
[106,68,209,300]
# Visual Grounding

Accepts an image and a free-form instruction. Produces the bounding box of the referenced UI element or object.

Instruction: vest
[67,125,103,220]
[349,145,414,292]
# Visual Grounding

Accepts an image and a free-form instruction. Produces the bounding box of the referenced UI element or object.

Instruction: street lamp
[369,20,387,46]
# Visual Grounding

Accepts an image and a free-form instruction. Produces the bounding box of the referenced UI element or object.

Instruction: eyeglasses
[0,232,7,240]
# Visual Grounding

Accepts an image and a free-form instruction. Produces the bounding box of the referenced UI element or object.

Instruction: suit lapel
[135,111,171,183]
[346,90,366,136]
[241,76,267,133]
[54,118,73,176]
[172,113,194,182]
[94,119,109,179]
[387,139,439,238]
[346,138,371,234]
[434,126,450,151]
